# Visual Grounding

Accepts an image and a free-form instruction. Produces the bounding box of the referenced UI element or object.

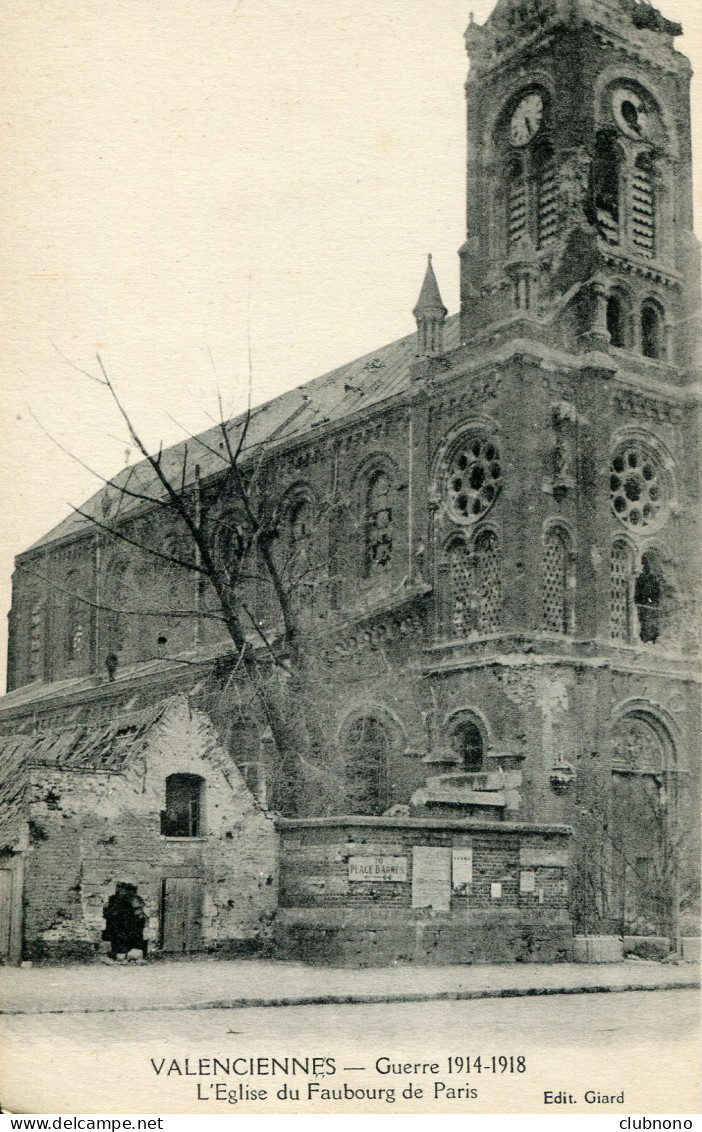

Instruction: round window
[610,443,668,530]
[446,436,502,522]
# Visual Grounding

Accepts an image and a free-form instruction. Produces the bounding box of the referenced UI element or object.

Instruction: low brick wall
[275,817,572,966]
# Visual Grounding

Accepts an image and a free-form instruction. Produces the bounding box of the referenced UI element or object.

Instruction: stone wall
[21,700,277,960]
[275,816,572,966]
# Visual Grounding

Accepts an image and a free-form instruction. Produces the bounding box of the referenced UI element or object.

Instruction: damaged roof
[0,701,168,849]
[25,314,461,555]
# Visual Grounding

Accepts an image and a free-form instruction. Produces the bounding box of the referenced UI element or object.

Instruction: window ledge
[161,836,207,842]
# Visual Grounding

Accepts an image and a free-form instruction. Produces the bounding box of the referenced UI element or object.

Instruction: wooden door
[611,773,668,935]
[161,878,204,953]
[0,870,12,959]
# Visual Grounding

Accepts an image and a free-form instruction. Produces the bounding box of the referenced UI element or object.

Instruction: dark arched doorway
[610,715,673,935]
[450,719,484,772]
[102,882,146,958]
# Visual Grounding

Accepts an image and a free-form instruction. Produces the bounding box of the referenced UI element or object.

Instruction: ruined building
[1,0,699,965]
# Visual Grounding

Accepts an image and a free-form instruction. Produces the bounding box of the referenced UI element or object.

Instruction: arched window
[631,153,655,260]
[64,573,85,663]
[641,300,665,360]
[344,716,390,815]
[450,719,484,772]
[610,541,633,643]
[607,291,631,349]
[104,560,130,655]
[66,606,85,661]
[634,551,670,645]
[286,496,315,613]
[289,497,312,556]
[161,773,204,837]
[475,530,502,634]
[507,155,527,250]
[161,530,191,576]
[594,132,621,247]
[447,538,477,637]
[542,527,571,634]
[364,471,393,575]
[536,141,558,248]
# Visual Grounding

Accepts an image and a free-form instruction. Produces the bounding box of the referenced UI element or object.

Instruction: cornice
[277,815,573,835]
[599,250,683,291]
[421,647,700,682]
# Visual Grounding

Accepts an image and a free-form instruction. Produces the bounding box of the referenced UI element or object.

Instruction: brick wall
[275,816,572,966]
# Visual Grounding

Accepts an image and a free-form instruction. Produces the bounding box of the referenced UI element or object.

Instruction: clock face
[510,92,544,146]
[613,87,646,138]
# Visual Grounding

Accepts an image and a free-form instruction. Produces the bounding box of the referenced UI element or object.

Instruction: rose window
[447,436,502,522]
[610,444,668,529]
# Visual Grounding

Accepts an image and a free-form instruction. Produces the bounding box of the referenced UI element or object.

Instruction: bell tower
[460,0,700,378]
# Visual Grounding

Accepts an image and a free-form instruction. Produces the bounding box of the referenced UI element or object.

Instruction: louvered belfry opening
[29,601,42,681]
[536,141,558,248]
[594,132,622,247]
[507,155,527,249]
[631,153,655,260]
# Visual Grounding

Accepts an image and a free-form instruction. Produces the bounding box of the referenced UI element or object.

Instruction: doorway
[102,883,147,958]
[611,773,668,935]
[161,877,204,953]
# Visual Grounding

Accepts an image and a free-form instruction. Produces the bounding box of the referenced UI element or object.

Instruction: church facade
[1,0,699,965]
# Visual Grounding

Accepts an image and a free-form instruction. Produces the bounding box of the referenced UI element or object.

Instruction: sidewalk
[0,957,698,1015]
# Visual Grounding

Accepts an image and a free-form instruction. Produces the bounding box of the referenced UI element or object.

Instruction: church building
[1,0,699,966]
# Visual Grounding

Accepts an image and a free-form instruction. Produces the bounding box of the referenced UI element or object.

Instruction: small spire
[414,254,448,356]
[414,254,447,316]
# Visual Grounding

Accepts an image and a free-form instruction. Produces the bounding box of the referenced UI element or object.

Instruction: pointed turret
[413,255,448,356]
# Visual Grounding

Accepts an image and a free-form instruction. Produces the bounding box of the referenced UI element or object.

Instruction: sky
[0,0,700,690]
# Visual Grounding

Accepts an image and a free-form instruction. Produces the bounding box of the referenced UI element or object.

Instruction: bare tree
[23,356,347,815]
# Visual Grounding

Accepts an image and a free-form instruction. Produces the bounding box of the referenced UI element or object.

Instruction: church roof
[470,0,681,40]
[25,314,460,554]
[591,0,681,35]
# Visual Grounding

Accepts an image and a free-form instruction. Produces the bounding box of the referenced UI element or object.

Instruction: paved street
[0,956,696,1015]
[1,989,698,1114]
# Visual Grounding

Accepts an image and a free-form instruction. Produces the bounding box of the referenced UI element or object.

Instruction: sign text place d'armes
[348,856,408,882]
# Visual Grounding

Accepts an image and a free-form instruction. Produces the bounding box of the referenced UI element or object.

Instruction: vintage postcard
[0,0,700,1117]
